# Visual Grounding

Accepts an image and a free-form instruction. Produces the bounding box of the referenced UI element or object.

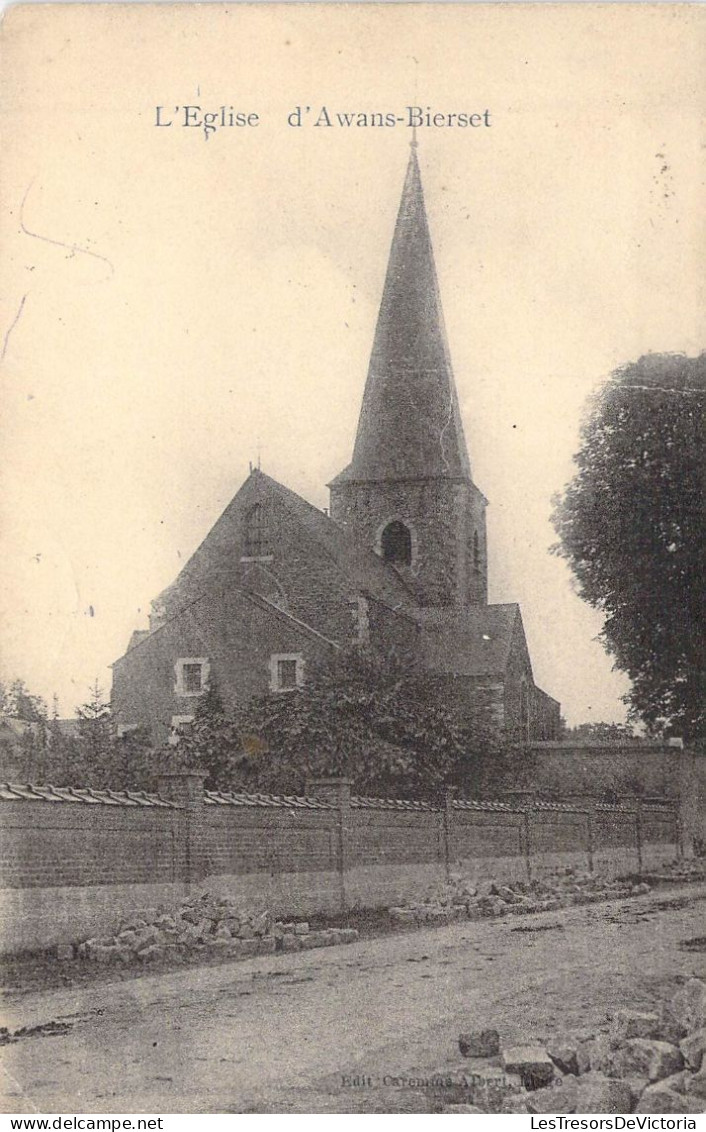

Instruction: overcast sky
[1,4,703,721]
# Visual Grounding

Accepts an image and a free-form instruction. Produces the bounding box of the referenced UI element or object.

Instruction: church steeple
[343,144,472,484]
[330,146,488,609]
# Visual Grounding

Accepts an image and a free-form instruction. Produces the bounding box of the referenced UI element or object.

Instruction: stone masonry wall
[330,478,487,608]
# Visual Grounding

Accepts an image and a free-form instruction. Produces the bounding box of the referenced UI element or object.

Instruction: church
[112,144,560,747]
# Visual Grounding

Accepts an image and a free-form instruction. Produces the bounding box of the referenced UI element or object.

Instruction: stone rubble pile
[68,892,358,964]
[443,978,706,1115]
[389,868,652,926]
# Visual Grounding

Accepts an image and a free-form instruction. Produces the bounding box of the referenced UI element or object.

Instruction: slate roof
[262,473,417,614]
[420,603,522,676]
[147,468,416,635]
[332,146,472,485]
[115,582,341,665]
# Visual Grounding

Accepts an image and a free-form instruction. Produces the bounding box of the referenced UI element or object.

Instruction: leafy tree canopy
[178,647,504,799]
[560,721,639,743]
[552,352,705,742]
[0,679,47,723]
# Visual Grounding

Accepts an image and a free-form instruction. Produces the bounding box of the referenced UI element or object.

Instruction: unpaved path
[1,884,705,1113]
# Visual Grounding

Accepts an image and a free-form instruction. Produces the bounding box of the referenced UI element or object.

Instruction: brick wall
[0,779,682,954]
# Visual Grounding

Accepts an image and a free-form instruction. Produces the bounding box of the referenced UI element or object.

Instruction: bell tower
[329,143,488,608]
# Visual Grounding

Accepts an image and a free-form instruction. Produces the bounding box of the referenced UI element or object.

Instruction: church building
[112,145,560,747]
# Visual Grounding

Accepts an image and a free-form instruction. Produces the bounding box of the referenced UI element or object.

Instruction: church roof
[260,473,418,613]
[420,603,526,677]
[150,469,417,625]
[334,145,472,485]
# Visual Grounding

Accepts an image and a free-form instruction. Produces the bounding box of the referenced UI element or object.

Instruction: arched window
[473,530,481,572]
[244,503,270,558]
[381,520,412,567]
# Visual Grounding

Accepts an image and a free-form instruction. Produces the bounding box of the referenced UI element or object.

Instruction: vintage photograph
[0,3,704,1116]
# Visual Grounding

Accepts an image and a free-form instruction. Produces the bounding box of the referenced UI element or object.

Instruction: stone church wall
[112,589,336,745]
[330,478,487,608]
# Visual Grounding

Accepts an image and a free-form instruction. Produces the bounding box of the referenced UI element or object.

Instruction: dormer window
[242,502,272,560]
[380,520,412,567]
[174,657,210,697]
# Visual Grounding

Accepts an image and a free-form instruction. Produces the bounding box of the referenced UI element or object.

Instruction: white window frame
[174,657,210,697]
[269,653,305,692]
[169,714,195,745]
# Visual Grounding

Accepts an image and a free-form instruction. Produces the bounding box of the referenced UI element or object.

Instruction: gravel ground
[1,882,705,1114]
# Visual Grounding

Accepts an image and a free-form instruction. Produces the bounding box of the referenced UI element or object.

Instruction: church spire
[344,144,472,483]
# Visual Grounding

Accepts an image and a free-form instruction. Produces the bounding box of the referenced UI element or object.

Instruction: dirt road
[1,884,705,1113]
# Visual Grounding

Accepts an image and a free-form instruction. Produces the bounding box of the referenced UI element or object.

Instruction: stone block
[459,1030,500,1058]
[294,922,310,935]
[657,1003,688,1044]
[526,1077,578,1113]
[500,1094,531,1114]
[575,1072,633,1114]
[501,1046,555,1090]
[684,1066,706,1099]
[680,1028,706,1071]
[299,935,321,949]
[338,928,359,944]
[611,1010,662,1044]
[478,895,507,917]
[472,1073,523,1113]
[137,944,163,961]
[257,937,276,955]
[238,939,260,957]
[547,1038,579,1076]
[252,912,270,937]
[609,1039,684,1082]
[237,924,256,940]
[55,942,74,961]
[576,1035,611,1075]
[280,935,300,952]
[390,908,416,924]
[636,1078,704,1114]
[671,980,706,1036]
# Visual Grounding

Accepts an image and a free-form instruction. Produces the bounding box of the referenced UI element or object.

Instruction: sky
[0,4,703,721]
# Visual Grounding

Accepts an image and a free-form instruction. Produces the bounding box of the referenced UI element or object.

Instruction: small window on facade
[269,653,304,692]
[277,659,298,689]
[169,715,194,745]
[182,663,204,694]
[174,657,210,697]
[473,530,481,572]
[244,502,270,558]
[381,520,412,567]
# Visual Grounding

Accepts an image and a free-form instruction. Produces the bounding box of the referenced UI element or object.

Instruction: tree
[552,352,705,742]
[0,679,47,723]
[75,680,114,763]
[560,721,638,742]
[178,647,502,799]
